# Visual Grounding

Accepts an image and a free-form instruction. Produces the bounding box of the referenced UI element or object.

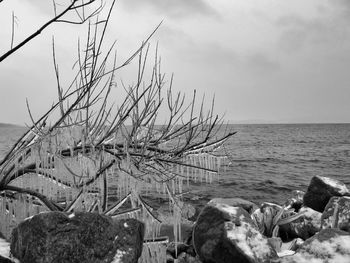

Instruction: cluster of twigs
[0,0,235,242]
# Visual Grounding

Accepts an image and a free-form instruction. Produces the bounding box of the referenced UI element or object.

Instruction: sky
[0,0,350,125]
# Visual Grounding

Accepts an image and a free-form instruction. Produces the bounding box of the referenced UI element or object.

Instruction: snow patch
[299,207,321,227]
[0,238,20,263]
[277,250,295,257]
[288,235,350,263]
[320,176,349,194]
[217,204,239,216]
[112,249,126,263]
[225,221,271,260]
[68,213,75,218]
[124,222,129,228]
[0,238,10,258]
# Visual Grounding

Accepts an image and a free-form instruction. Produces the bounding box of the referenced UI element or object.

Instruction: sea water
[0,124,349,208]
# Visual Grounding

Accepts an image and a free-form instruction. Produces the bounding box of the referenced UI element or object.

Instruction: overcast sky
[0,0,350,125]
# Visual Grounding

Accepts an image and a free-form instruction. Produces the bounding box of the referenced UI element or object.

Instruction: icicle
[139,239,168,263]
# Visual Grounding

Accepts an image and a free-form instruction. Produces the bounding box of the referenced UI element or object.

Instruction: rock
[193,203,277,263]
[280,228,350,263]
[303,176,349,213]
[283,190,305,212]
[322,196,350,232]
[10,211,144,263]
[208,198,259,214]
[279,207,321,241]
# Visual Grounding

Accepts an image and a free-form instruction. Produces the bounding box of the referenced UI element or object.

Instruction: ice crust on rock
[225,220,271,260]
[112,249,126,263]
[320,176,349,195]
[0,238,10,259]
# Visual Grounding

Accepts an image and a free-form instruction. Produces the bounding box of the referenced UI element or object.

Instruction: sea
[0,123,349,209]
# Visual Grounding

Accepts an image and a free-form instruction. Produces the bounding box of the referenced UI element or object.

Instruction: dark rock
[322,196,350,232]
[303,176,349,213]
[10,211,144,263]
[279,207,321,241]
[208,198,259,214]
[193,203,277,263]
[283,190,305,212]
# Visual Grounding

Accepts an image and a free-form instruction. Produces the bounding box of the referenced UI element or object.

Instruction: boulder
[193,203,277,263]
[322,196,350,232]
[208,198,259,214]
[280,228,350,263]
[283,190,305,212]
[10,211,144,263]
[279,207,321,241]
[303,176,349,213]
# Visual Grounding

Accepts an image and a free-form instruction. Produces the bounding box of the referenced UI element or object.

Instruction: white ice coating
[225,221,271,260]
[289,235,350,263]
[0,238,10,259]
[320,176,349,195]
[216,203,240,216]
[112,249,126,263]
[68,213,75,218]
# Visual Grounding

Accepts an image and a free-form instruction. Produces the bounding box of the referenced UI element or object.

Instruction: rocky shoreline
[1,175,350,263]
[167,175,350,263]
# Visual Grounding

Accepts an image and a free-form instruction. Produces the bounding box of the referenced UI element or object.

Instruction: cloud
[244,53,280,74]
[23,0,54,16]
[276,11,350,53]
[119,0,218,19]
[331,0,350,15]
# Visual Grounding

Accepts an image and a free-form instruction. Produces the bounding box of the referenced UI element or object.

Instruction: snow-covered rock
[283,190,305,212]
[193,203,277,263]
[279,207,321,241]
[322,196,350,232]
[280,228,350,263]
[303,176,349,213]
[208,197,259,214]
